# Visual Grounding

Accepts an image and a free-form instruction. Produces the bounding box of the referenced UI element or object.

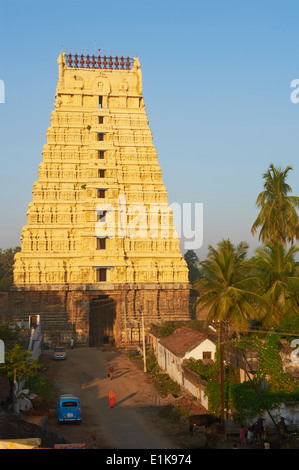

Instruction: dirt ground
[1,346,298,450]
[41,346,209,449]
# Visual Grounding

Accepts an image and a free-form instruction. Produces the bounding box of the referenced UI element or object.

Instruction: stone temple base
[11,283,190,347]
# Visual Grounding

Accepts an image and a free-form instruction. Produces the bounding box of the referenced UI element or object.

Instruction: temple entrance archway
[89,295,117,347]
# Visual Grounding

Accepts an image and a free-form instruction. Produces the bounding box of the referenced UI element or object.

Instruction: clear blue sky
[0,0,298,259]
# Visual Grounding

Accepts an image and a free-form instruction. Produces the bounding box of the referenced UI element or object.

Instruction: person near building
[239,425,246,448]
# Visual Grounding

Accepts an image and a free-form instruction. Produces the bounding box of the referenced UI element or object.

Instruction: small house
[156,326,216,387]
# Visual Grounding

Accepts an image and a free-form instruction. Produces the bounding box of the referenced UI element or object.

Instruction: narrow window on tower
[98,210,107,221]
[98,150,105,159]
[98,116,104,124]
[97,189,106,198]
[98,169,105,178]
[97,237,107,250]
[97,133,105,141]
[99,96,103,108]
[97,268,107,282]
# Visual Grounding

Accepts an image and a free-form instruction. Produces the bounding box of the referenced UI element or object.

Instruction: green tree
[251,241,299,327]
[194,239,265,331]
[188,343,239,415]
[183,249,201,284]
[0,247,21,285]
[0,321,20,342]
[256,330,295,391]
[230,381,268,422]
[5,344,41,383]
[232,333,299,420]
[251,164,299,245]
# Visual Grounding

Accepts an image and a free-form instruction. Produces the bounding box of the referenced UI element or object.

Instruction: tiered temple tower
[12,52,190,346]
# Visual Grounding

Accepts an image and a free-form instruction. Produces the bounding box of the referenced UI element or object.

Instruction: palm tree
[194,239,265,332]
[251,164,299,245]
[251,241,299,327]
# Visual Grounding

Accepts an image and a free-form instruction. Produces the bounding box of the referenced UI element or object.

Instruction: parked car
[53,346,67,360]
[56,394,81,424]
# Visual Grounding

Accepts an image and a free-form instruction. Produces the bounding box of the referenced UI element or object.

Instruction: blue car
[56,394,81,424]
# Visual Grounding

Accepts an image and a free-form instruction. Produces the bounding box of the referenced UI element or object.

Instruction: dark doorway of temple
[89,296,116,346]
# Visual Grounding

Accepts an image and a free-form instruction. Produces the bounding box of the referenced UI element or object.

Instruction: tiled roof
[159,327,208,357]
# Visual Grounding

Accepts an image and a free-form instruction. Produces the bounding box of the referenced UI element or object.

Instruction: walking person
[109,390,116,408]
[277,416,287,439]
[108,366,114,380]
[70,337,74,349]
[247,427,254,446]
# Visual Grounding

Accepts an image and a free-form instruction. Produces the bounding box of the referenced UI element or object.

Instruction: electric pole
[138,309,147,373]
[220,321,225,431]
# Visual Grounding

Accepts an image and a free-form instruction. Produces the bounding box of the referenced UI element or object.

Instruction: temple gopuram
[12,52,190,346]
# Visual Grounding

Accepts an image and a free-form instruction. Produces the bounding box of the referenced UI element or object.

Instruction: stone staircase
[16,309,73,345]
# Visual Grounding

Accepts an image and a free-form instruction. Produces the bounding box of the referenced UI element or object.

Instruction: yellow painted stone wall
[14,53,189,286]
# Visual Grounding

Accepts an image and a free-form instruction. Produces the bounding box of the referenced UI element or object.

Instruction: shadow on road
[112,368,131,379]
[114,392,138,407]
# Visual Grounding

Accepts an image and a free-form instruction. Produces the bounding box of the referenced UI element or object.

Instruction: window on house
[98,169,105,178]
[98,150,105,159]
[203,351,212,360]
[97,268,107,282]
[99,96,103,108]
[97,237,106,250]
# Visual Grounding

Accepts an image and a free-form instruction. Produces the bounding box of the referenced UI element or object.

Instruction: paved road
[44,347,177,449]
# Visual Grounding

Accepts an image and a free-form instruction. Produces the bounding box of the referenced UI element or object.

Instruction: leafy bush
[5,344,41,383]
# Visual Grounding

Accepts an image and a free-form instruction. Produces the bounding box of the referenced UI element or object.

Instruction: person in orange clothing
[108,366,114,380]
[109,390,116,408]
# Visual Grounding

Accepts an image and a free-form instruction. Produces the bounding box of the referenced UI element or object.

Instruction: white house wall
[157,343,182,384]
[156,338,216,388]
[184,339,216,361]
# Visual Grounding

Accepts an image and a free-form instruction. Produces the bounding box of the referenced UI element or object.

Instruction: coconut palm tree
[251,164,299,245]
[251,241,299,327]
[194,239,265,332]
